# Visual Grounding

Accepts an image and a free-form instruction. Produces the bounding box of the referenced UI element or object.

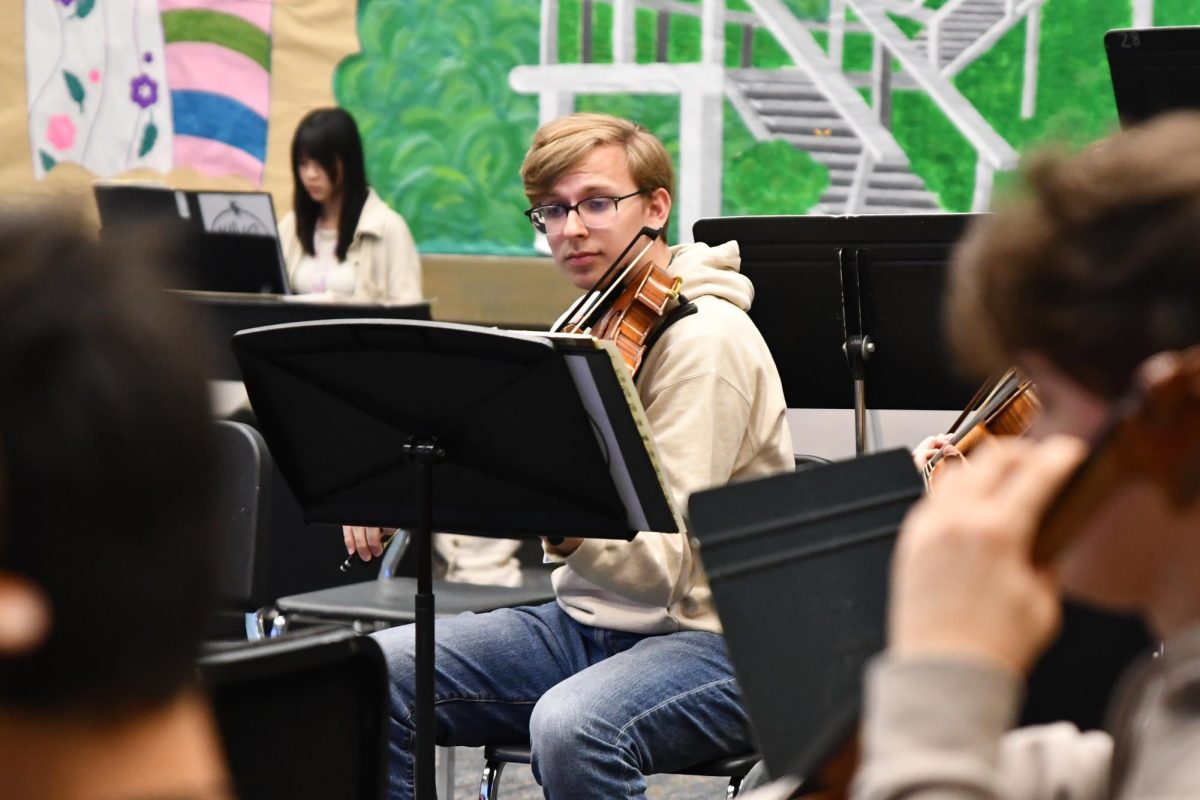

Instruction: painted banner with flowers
[24,0,272,184]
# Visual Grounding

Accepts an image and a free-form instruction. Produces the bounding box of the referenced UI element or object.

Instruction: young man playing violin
[356,112,793,800]
[847,112,1200,799]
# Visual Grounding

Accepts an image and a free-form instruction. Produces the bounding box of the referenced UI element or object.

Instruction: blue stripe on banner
[171,90,267,162]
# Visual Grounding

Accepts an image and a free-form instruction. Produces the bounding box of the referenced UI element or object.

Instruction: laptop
[94,183,290,295]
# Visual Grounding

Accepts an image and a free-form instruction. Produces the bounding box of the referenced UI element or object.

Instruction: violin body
[554,227,682,378]
[1033,347,1200,563]
[566,261,681,376]
[925,371,1040,488]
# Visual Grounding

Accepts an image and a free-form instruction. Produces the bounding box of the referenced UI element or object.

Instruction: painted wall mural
[3,0,1199,255]
[25,0,174,178]
[23,0,272,184]
[160,0,273,183]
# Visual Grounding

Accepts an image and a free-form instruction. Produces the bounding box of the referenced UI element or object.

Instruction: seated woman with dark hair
[0,206,230,800]
[278,106,422,304]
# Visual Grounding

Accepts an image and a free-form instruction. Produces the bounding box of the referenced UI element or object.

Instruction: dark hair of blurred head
[949,111,1200,398]
[290,106,370,262]
[0,204,218,716]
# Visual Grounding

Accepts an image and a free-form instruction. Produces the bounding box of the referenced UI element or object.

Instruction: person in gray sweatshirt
[851,112,1200,800]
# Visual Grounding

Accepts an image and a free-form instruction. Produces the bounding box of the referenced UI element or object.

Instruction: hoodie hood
[667,240,753,312]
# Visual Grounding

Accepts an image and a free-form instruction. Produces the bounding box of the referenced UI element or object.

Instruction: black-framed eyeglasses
[524,189,649,235]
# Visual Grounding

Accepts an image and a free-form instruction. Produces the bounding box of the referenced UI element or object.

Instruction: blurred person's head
[290,106,370,261]
[0,206,219,715]
[946,112,1200,626]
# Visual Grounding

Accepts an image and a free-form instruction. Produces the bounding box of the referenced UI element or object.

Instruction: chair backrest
[794,453,831,471]
[213,421,273,610]
[197,627,388,800]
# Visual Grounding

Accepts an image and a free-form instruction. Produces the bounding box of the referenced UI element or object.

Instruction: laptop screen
[94,184,290,295]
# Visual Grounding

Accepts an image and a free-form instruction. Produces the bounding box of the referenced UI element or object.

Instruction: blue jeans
[370,601,752,800]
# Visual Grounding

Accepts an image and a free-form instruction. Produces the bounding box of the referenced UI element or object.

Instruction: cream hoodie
[278,188,422,304]
[547,239,794,635]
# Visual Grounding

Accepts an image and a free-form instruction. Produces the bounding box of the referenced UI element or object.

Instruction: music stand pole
[839,247,874,455]
[405,437,442,800]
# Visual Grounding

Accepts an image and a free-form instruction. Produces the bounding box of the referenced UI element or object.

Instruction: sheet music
[551,334,683,533]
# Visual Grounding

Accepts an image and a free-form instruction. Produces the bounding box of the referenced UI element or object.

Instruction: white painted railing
[743,0,909,166]
[523,0,1025,213]
[842,0,1019,209]
[932,0,1046,76]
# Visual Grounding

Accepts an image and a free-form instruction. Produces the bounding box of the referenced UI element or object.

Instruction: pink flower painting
[46,114,76,151]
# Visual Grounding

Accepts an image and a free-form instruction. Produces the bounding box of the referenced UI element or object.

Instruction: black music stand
[688,449,924,789]
[690,449,1153,791]
[693,215,980,454]
[232,319,681,800]
[1107,26,1200,128]
[180,292,432,381]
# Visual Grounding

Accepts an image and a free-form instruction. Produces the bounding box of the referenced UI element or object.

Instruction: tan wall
[422,253,578,328]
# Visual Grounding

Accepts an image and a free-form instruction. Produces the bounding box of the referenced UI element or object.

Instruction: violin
[923,368,1040,489]
[1033,346,1200,563]
[551,226,683,378]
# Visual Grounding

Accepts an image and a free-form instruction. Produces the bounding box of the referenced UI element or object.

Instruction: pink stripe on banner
[157,0,273,33]
[175,134,265,184]
[165,42,269,118]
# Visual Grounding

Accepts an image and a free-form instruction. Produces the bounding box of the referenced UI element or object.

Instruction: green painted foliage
[138,121,158,158]
[344,0,830,254]
[341,0,1183,252]
[724,134,830,217]
[338,0,541,253]
[893,0,1200,210]
[64,70,85,112]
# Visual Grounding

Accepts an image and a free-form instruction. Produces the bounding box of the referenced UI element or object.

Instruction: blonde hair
[520,113,675,233]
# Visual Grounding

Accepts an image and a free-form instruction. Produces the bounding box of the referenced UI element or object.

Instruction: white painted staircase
[728,67,943,213]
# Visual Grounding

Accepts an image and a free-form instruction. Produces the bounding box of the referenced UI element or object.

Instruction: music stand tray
[233,319,682,799]
[1107,26,1200,128]
[180,292,432,381]
[688,449,924,787]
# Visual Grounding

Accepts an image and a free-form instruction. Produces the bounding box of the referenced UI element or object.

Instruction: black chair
[211,419,393,640]
[268,536,556,634]
[479,743,758,800]
[794,453,831,470]
[211,421,274,640]
[197,627,389,800]
[267,540,556,800]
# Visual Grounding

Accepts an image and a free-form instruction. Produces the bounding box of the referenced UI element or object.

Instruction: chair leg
[478,757,506,800]
[250,606,286,639]
[727,775,743,799]
[437,745,455,800]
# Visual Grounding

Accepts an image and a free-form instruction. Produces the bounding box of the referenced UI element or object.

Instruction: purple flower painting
[130,74,158,109]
